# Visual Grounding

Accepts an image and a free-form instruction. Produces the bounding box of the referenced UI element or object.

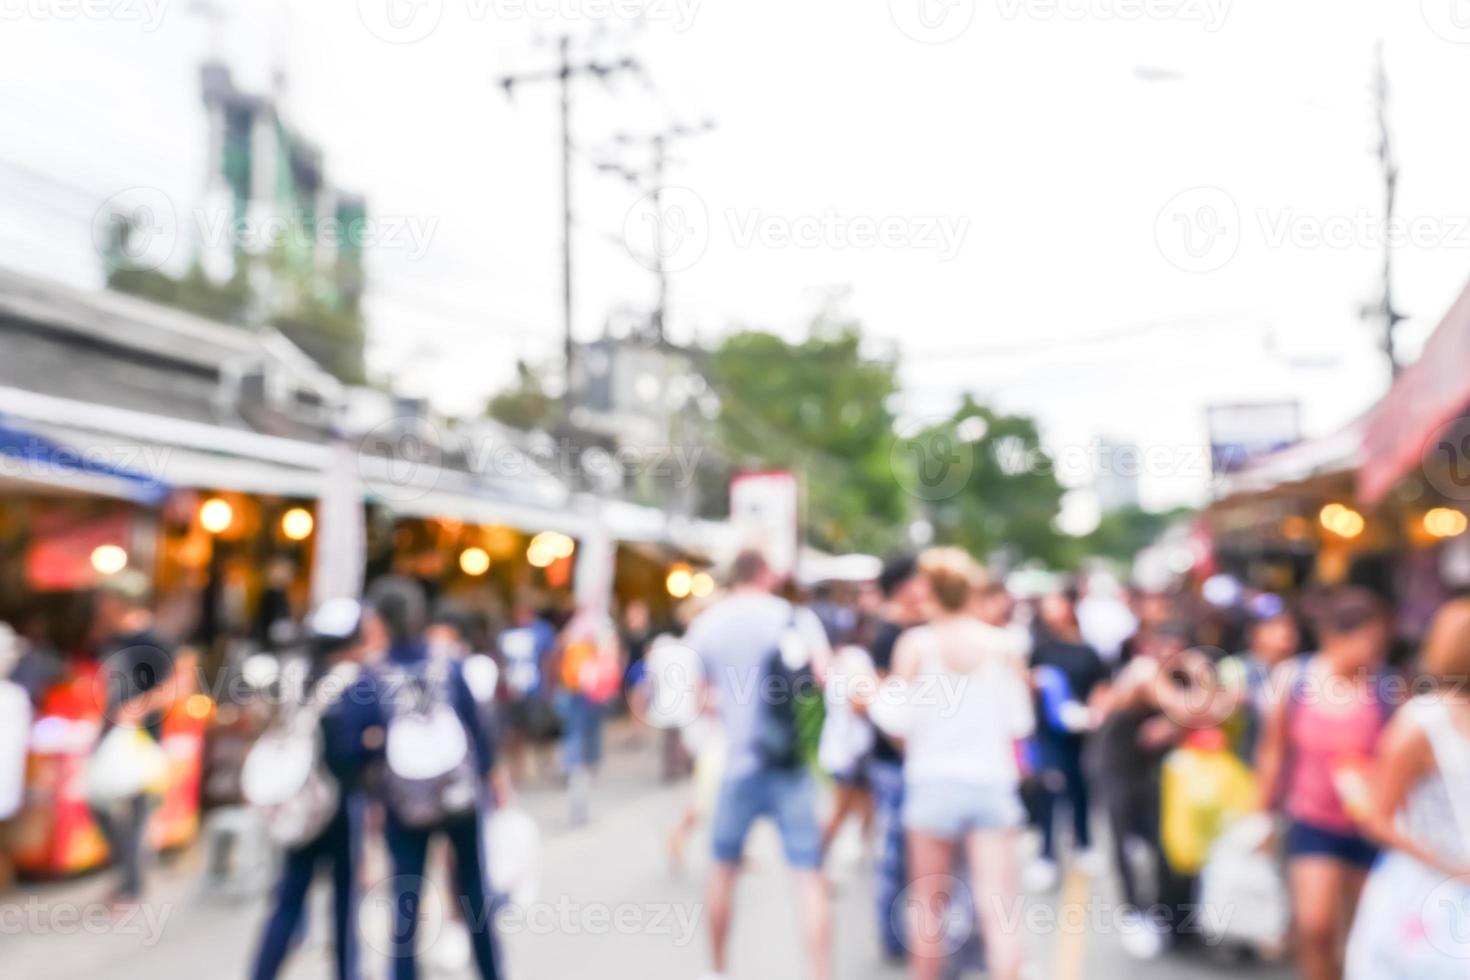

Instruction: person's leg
[1103,791,1142,909]
[706,862,739,975]
[774,770,830,980]
[1062,743,1091,853]
[446,816,503,980]
[584,696,604,772]
[1035,739,1062,862]
[251,844,321,980]
[821,782,857,858]
[905,831,956,980]
[385,822,431,980]
[100,793,152,900]
[869,760,908,959]
[1291,856,1350,980]
[706,773,758,975]
[967,828,1023,980]
[327,803,361,980]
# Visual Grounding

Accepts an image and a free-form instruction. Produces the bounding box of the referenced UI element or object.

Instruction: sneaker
[1073,848,1106,877]
[1119,910,1165,960]
[1022,858,1058,893]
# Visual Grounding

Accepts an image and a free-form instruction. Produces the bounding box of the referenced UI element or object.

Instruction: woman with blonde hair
[1346,598,1470,978]
[873,547,1033,980]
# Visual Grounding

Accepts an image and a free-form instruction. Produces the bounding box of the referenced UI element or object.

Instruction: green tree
[705,318,907,554]
[1081,504,1193,565]
[486,360,557,431]
[915,397,1072,567]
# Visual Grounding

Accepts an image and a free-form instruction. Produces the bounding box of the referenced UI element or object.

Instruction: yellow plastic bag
[1161,729,1259,875]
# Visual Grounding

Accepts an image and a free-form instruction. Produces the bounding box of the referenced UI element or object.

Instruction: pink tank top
[1284,668,1386,833]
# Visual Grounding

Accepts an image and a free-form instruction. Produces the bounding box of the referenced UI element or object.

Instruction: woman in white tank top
[1347,599,1470,979]
[873,548,1033,980]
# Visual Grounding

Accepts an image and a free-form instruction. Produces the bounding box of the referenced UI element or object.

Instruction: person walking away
[251,598,377,980]
[872,548,1032,980]
[1086,620,1203,959]
[89,570,177,909]
[1347,598,1470,977]
[368,577,503,980]
[684,549,833,980]
[1256,587,1395,980]
[552,604,622,825]
[817,643,876,861]
[1026,589,1111,890]
[864,553,929,963]
[1217,596,1299,763]
[495,599,557,784]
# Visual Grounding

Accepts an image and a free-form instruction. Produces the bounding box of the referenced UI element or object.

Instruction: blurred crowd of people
[3,546,1469,980]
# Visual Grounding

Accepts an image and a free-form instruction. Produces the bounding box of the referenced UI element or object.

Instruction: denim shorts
[902,780,1025,839]
[1286,819,1379,869]
[711,768,822,869]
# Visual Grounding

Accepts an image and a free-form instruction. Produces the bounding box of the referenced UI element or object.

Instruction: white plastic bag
[486,806,542,907]
[84,725,169,805]
[1197,813,1289,949]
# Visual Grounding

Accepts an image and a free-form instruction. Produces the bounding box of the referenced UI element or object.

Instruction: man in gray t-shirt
[682,550,832,980]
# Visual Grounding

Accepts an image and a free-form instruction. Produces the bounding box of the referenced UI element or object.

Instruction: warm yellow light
[1424,507,1468,539]
[90,544,128,575]
[1319,502,1364,539]
[200,497,234,534]
[185,694,214,721]
[528,531,574,568]
[666,565,693,599]
[691,571,716,598]
[281,507,314,541]
[459,546,491,576]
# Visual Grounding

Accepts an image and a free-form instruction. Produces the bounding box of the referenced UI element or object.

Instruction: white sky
[4,0,1470,512]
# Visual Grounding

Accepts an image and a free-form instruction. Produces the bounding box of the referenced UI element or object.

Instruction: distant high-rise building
[199,62,364,317]
[1095,437,1142,513]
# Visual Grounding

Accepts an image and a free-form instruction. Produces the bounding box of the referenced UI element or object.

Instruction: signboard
[1206,402,1300,475]
[729,470,799,579]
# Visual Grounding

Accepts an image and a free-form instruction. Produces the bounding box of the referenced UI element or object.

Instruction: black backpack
[754,608,817,771]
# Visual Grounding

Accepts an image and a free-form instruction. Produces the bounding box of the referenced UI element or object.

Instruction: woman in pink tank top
[1257,588,1394,980]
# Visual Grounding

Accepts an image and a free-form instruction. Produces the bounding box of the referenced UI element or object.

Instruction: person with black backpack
[682,550,833,980]
[365,577,503,980]
[249,597,376,980]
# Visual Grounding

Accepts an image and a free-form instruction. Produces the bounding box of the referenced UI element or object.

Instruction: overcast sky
[4,0,1470,515]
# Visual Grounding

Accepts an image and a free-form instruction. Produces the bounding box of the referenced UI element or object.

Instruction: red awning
[1359,278,1470,505]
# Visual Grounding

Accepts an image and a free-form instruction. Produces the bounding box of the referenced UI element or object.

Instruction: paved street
[6,727,1292,980]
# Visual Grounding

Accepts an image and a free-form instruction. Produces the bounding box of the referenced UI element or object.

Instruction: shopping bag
[84,725,169,805]
[1161,728,1258,875]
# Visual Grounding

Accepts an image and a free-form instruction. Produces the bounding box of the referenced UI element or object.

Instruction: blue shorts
[903,780,1025,840]
[1285,820,1379,869]
[711,768,822,869]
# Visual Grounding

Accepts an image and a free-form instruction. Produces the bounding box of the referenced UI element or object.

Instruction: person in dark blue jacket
[367,576,502,980]
[251,597,376,980]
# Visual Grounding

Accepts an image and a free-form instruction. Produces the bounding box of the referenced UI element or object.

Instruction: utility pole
[1369,40,1406,378]
[498,38,641,411]
[594,120,714,341]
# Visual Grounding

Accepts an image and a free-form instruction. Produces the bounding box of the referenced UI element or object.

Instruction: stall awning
[0,418,169,504]
[1360,279,1470,505]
